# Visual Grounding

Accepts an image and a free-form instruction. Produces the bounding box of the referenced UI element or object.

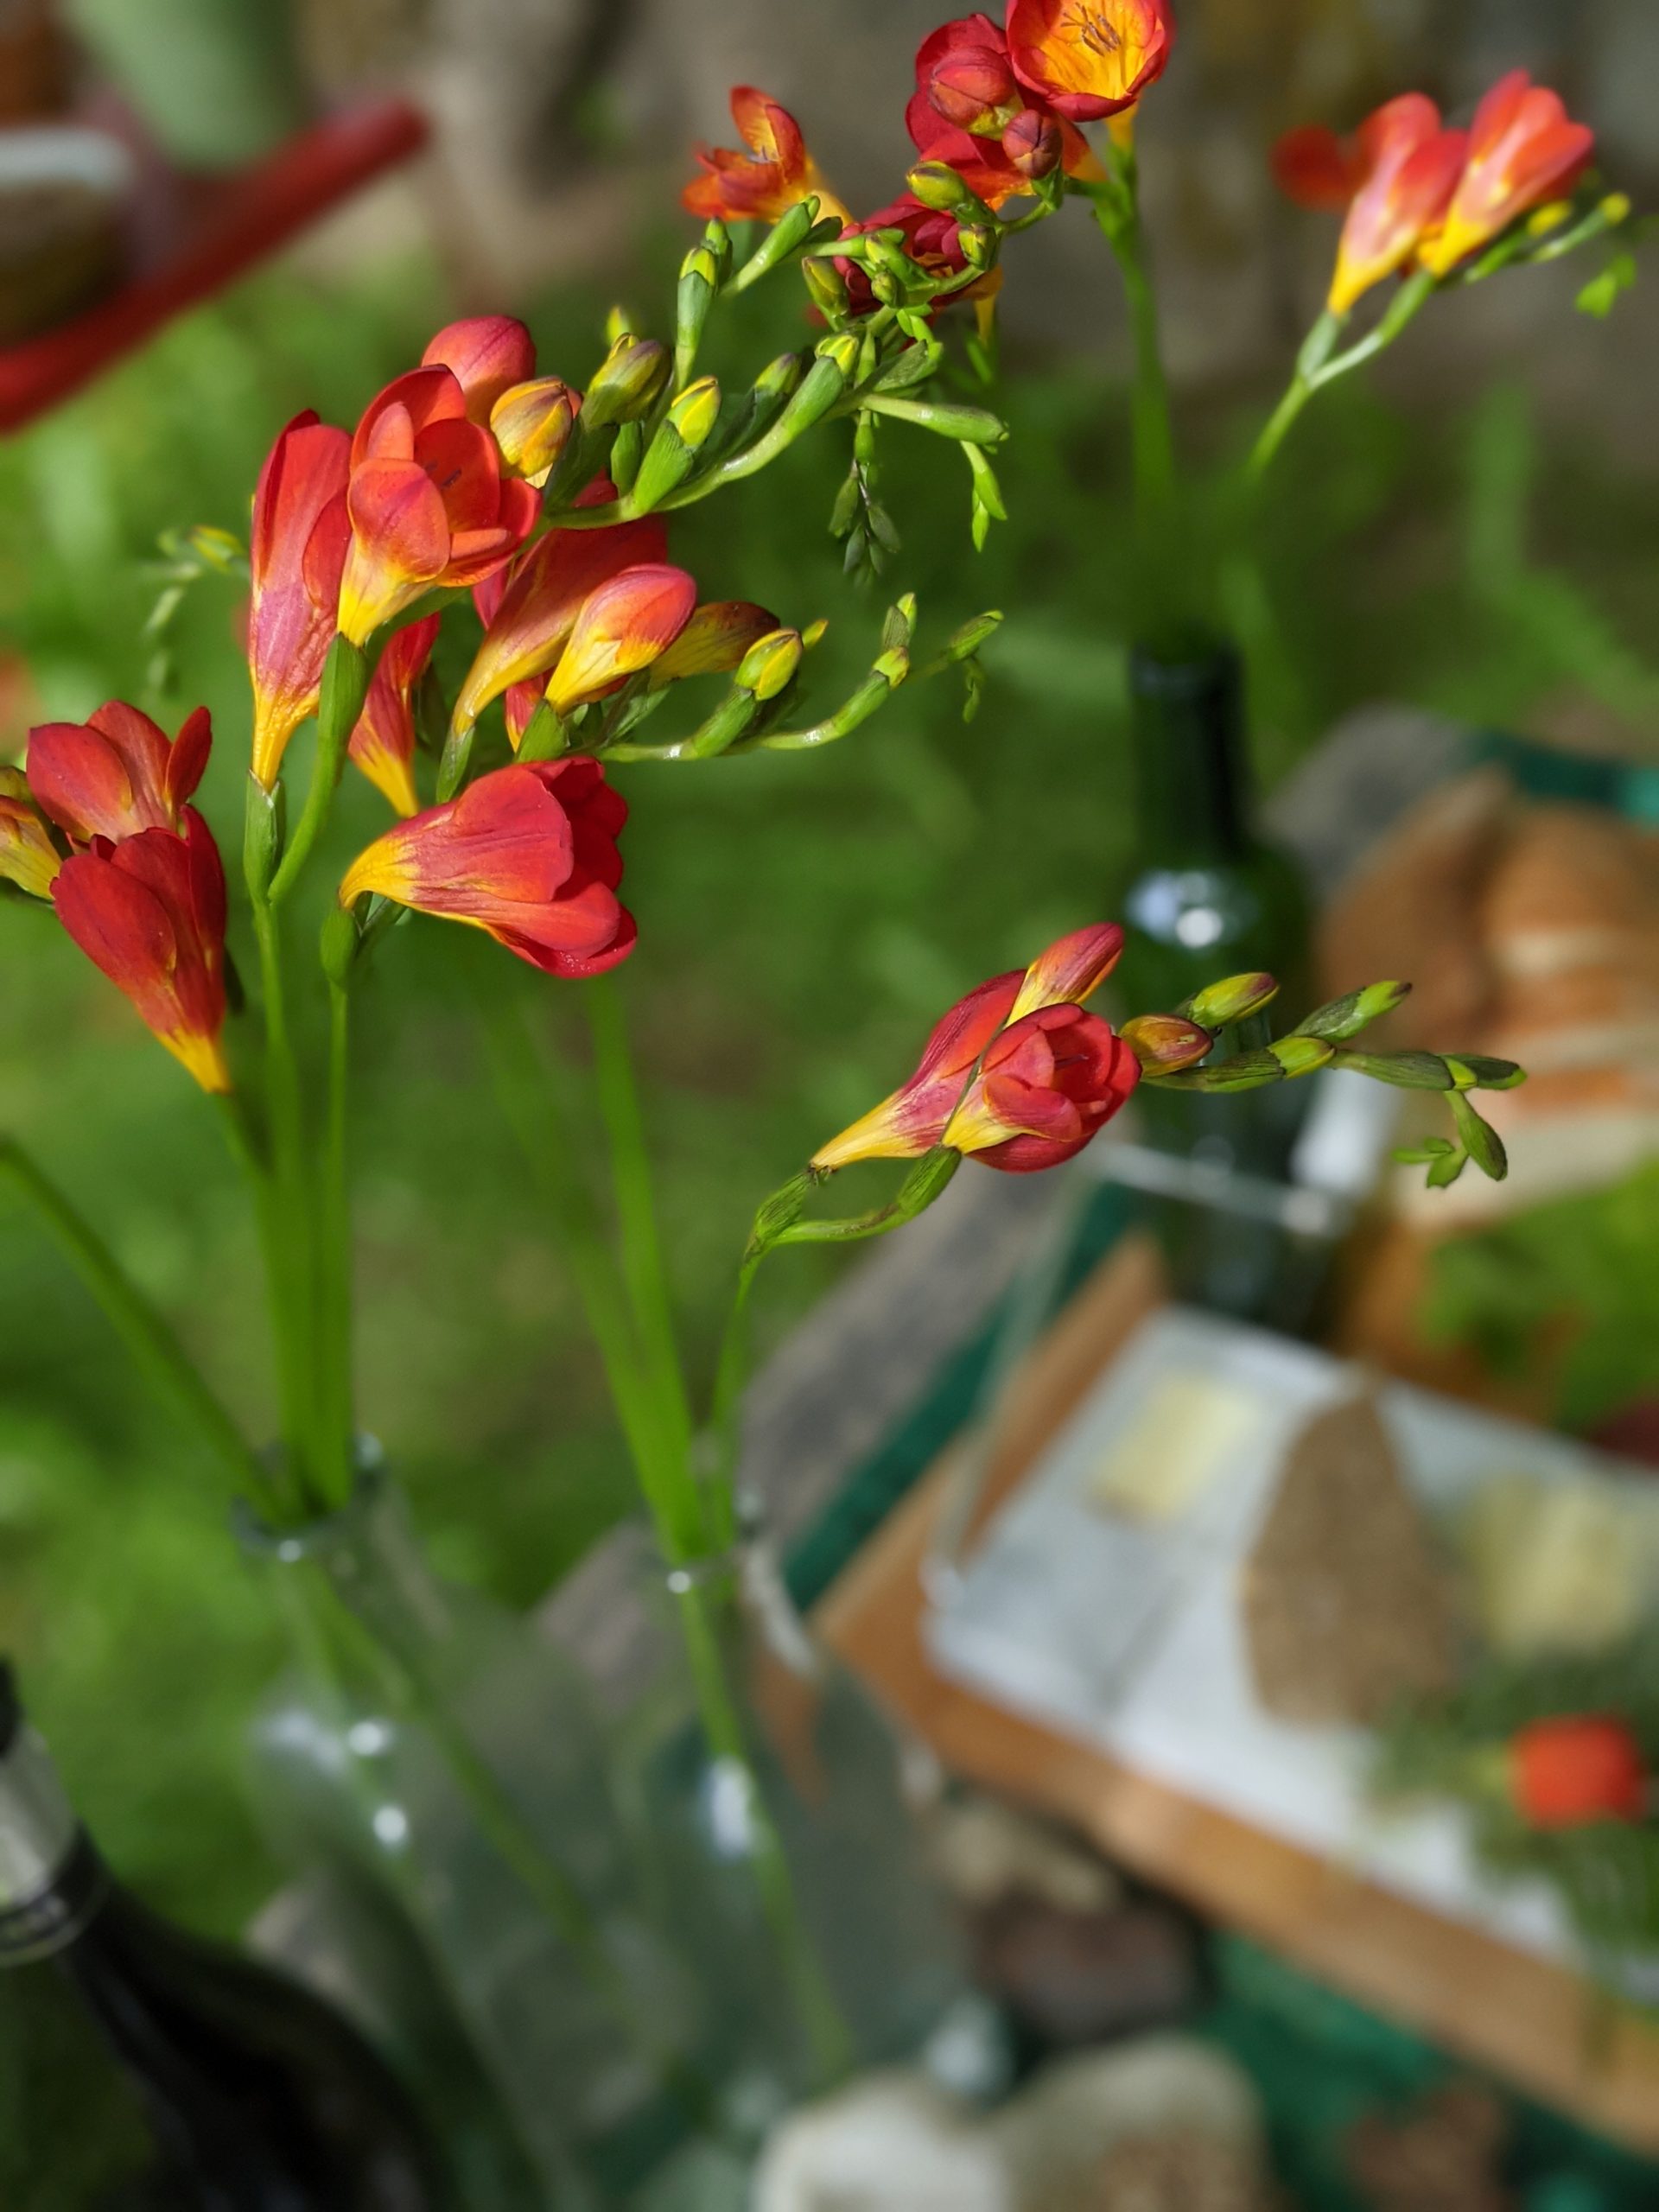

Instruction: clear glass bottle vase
[236,1449,702,2210]
[616,1513,1002,2149]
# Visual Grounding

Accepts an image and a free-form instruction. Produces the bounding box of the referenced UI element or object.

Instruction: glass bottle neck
[1128,639,1253,867]
[0,1704,109,1961]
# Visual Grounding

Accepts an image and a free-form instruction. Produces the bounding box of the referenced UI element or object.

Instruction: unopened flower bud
[1293,978,1411,1043]
[928,45,1020,135]
[668,375,721,449]
[1183,971,1280,1029]
[738,628,804,702]
[582,334,671,430]
[1268,1036,1334,1078]
[491,377,578,485]
[957,223,996,272]
[906,162,995,226]
[802,257,849,317]
[1002,108,1062,181]
[1121,1013,1212,1072]
[755,353,806,404]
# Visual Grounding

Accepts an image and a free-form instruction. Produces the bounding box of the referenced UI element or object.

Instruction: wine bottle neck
[1128,640,1252,866]
[0,1714,108,1963]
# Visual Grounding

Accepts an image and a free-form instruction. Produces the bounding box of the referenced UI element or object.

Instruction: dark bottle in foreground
[0,1662,450,2210]
[1118,639,1314,1319]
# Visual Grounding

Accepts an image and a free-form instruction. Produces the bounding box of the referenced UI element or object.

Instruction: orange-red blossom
[347,614,441,817]
[247,412,352,790]
[813,923,1139,1174]
[1004,0,1173,124]
[1419,71,1595,278]
[335,320,542,650]
[27,702,213,845]
[52,811,232,1093]
[0,769,59,899]
[683,87,849,226]
[339,757,636,978]
[909,14,1099,210]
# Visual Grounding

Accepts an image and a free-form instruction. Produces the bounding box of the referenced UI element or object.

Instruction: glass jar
[237,1450,703,2209]
[615,1514,1005,2149]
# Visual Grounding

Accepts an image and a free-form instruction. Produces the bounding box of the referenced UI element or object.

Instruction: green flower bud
[582,334,671,430]
[905,162,995,226]
[243,776,285,899]
[738,628,804,702]
[1293,979,1411,1042]
[1182,972,1280,1029]
[1268,1036,1334,1079]
[668,375,721,448]
[1450,1091,1508,1181]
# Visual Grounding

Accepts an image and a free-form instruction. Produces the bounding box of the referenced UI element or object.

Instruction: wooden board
[816,1234,1659,2157]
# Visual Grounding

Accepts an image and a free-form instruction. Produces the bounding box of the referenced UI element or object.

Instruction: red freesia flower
[542,565,699,717]
[0,767,59,898]
[1006,0,1174,123]
[910,16,1098,208]
[683,87,849,226]
[1276,94,1467,315]
[420,316,537,425]
[28,702,213,846]
[336,348,542,650]
[348,614,441,818]
[647,601,779,685]
[53,812,231,1093]
[812,922,1128,1170]
[338,758,635,977]
[943,1002,1141,1169]
[454,499,670,743]
[1418,71,1595,279]
[247,412,352,790]
[1510,1714,1646,1831]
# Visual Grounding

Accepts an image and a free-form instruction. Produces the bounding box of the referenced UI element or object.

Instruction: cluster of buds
[737,925,1521,1273]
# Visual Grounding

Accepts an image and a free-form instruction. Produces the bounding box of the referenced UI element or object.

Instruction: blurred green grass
[3,243,1656,1930]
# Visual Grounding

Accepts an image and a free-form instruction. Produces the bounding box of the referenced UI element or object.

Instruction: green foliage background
[2,239,1656,1933]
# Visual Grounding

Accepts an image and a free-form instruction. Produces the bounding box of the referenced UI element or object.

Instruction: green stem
[1093,166,1184,639]
[704,1255,761,1554]
[249,893,324,1502]
[583,976,697,1516]
[673,1572,855,2090]
[267,638,373,906]
[319,982,355,1503]
[1247,275,1435,481]
[0,1135,274,1510]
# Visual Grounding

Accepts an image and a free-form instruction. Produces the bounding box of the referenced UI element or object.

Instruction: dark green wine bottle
[1116,639,1314,1317]
[0,1663,452,2210]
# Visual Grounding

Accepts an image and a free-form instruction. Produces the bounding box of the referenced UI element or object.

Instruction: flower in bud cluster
[1417,71,1596,279]
[906,16,1096,211]
[455,498,669,741]
[339,757,635,977]
[0,768,59,898]
[647,601,779,686]
[1007,0,1174,122]
[1293,979,1411,1042]
[906,161,995,222]
[838,196,1001,317]
[27,702,213,848]
[1120,1012,1211,1072]
[347,613,441,817]
[53,812,231,1092]
[1182,971,1279,1029]
[336,338,541,648]
[246,411,351,788]
[543,564,698,716]
[683,86,848,226]
[812,922,1126,1170]
[1276,95,1467,315]
[581,334,672,433]
[926,22,1021,134]
[1001,108,1063,181]
[421,317,537,424]
[490,378,579,486]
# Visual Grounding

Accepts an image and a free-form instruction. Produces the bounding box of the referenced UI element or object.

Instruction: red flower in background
[336,327,543,649]
[910,16,1097,207]
[1510,1715,1646,1830]
[338,758,636,977]
[247,412,352,790]
[1418,71,1595,278]
[812,923,1128,1170]
[455,496,669,742]
[27,702,213,848]
[0,768,59,899]
[53,813,231,1093]
[683,88,848,226]
[1005,0,1174,123]
[1276,94,1468,315]
[348,614,441,818]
